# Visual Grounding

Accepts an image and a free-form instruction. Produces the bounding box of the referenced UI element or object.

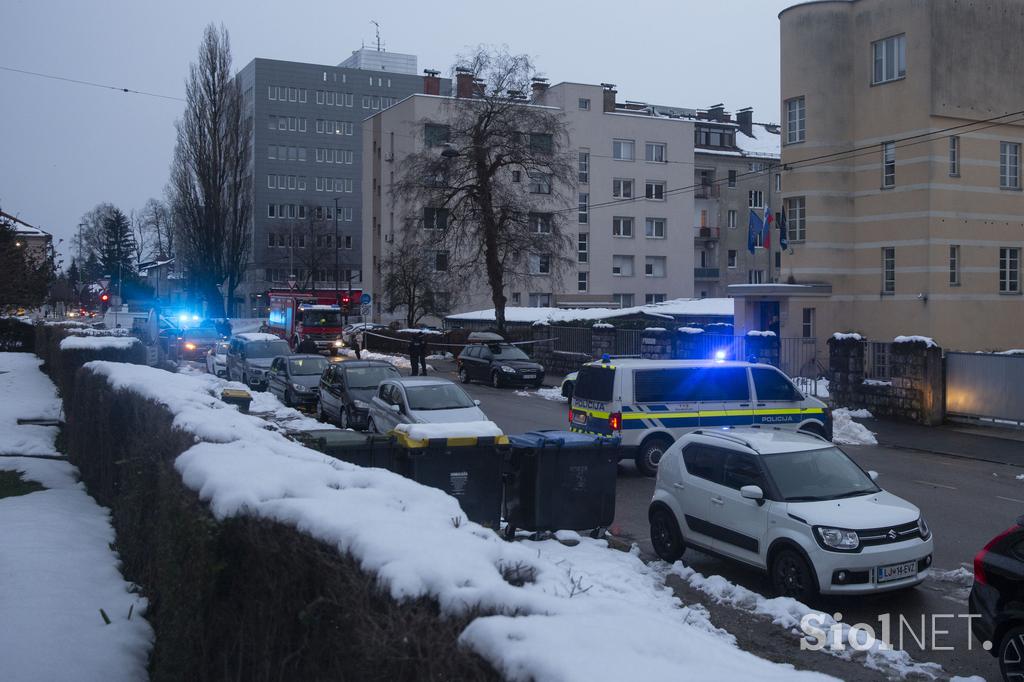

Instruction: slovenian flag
[762,205,773,250]
[747,209,762,254]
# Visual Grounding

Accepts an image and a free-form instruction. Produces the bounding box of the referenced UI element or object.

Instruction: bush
[67,367,498,682]
[0,317,35,352]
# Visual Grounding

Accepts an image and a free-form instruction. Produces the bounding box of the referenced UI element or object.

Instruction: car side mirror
[868,470,879,481]
[473,399,481,406]
[740,485,765,506]
[389,403,401,413]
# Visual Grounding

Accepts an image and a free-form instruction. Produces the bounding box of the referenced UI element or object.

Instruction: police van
[568,358,831,476]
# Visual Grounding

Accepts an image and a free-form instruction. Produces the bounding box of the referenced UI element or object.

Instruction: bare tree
[269,206,340,292]
[168,24,252,318]
[381,235,454,327]
[392,47,575,333]
[129,209,149,267]
[71,203,118,263]
[139,198,174,259]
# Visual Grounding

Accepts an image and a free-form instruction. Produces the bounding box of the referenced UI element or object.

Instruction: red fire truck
[264,289,361,352]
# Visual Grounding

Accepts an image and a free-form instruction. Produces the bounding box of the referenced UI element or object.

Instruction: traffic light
[340,294,351,307]
[100,292,110,303]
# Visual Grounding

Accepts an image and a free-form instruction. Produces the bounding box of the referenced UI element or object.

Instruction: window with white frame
[267,175,275,189]
[529,254,551,275]
[749,190,764,208]
[528,293,552,307]
[578,98,590,110]
[511,292,521,305]
[645,256,666,277]
[578,233,589,263]
[1000,247,1020,293]
[612,255,634,276]
[645,217,666,239]
[872,34,906,85]
[645,181,665,200]
[578,150,590,183]
[882,141,896,188]
[268,86,277,100]
[727,209,737,229]
[882,247,895,293]
[613,293,634,308]
[612,217,634,238]
[527,172,552,194]
[785,96,805,143]
[949,136,960,176]
[577,271,588,292]
[613,138,635,161]
[747,269,765,284]
[530,213,552,233]
[802,308,815,339]
[727,250,737,268]
[645,293,666,304]
[786,196,806,242]
[1000,142,1020,189]
[613,178,633,198]
[948,245,960,285]
[578,193,589,224]
[728,170,737,187]
[645,142,666,163]
[316,90,325,104]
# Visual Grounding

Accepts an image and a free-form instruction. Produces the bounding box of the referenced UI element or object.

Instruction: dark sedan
[317,360,401,429]
[970,516,1024,680]
[173,326,223,362]
[456,342,545,388]
[267,354,329,408]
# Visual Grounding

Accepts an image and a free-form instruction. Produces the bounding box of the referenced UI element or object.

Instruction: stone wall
[640,329,673,360]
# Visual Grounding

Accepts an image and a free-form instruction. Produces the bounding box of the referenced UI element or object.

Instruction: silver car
[367,377,488,434]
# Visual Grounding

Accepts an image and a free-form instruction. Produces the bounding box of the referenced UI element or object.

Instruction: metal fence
[864,342,892,381]
[552,326,593,354]
[946,352,1024,427]
[614,329,642,356]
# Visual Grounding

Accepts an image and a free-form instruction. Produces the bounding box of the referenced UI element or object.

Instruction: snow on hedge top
[234,332,281,342]
[393,421,503,441]
[592,322,614,329]
[82,361,828,682]
[60,336,140,351]
[747,330,776,337]
[894,335,937,348]
[832,332,863,341]
[678,326,704,334]
[447,297,733,324]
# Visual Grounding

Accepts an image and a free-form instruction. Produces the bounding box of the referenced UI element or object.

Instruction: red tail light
[568,409,574,425]
[974,524,1020,585]
[609,412,622,431]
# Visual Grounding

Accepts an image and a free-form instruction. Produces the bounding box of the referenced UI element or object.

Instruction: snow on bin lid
[510,431,621,448]
[467,331,504,342]
[393,421,504,445]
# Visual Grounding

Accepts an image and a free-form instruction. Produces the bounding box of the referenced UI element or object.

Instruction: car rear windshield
[489,344,530,361]
[761,447,879,502]
[633,367,749,403]
[406,384,476,410]
[289,357,328,376]
[245,340,291,358]
[345,365,400,389]
[574,366,615,402]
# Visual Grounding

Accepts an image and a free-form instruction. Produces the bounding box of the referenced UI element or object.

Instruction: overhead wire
[0,65,184,102]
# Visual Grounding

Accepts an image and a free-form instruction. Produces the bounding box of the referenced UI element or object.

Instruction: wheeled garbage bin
[393,430,508,529]
[504,430,620,538]
[291,429,398,470]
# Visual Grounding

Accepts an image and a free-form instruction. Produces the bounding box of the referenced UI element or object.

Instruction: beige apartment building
[732,0,1024,354]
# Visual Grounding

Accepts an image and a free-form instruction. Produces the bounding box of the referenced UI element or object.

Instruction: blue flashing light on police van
[192,315,200,322]
[178,314,189,323]
[601,354,611,363]
[714,350,727,362]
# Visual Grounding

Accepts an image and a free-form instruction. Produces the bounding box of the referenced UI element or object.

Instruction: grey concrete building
[235,49,449,315]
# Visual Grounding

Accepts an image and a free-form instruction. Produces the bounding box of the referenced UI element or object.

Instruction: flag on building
[778,206,789,250]
[747,209,762,254]
[762,205,773,250]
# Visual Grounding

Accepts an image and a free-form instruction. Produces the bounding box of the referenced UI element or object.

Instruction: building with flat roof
[1,209,53,264]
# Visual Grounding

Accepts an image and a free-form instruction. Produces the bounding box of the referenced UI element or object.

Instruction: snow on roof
[832,332,863,342]
[59,336,140,351]
[447,298,733,324]
[0,210,49,236]
[735,124,780,158]
[894,335,938,348]
[138,258,174,271]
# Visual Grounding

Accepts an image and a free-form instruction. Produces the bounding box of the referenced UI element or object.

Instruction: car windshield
[761,447,880,502]
[301,310,342,326]
[289,357,328,376]
[245,340,291,358]
[488,344,530,361]
[405,383,476,410]
[214,342,230,353]
[184,328,220,341]
[345,365,399,389]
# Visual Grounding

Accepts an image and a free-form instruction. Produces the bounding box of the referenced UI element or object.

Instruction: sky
[1,0,794,266]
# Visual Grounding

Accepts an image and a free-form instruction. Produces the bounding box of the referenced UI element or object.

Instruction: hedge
[66,366,498,682]
[0,317,35,352]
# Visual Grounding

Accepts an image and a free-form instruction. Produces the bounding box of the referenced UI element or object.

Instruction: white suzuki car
[367,377,488,434]
[649,427,933,600]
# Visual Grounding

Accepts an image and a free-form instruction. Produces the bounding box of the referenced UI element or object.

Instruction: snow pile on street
[930,566,974,588]
[831,332,863,342]
[393,421,503,440]
[0,353,63,456]
[247,389,332,433]
[894,335,938,348]
[831,408,878,445]
[86,361,829,681]
[336,347,432,371]
[59,335,140,351]
[668,563,942,679]
[426,352,454,360]
[534,387,568,402]
[446,298,734,325]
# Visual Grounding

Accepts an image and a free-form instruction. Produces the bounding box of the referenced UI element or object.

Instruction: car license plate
[876,560,917,583]
[572,411,588,426]
[522,374,536,379]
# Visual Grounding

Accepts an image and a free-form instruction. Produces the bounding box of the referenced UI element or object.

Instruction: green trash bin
[291,429,397,470]
[504,431,620,538]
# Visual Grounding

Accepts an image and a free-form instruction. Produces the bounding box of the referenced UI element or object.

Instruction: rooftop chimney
[455,67,474,98]
[423,69,441,96]
[708,103,726,122]
[601,83,617,113]
[736,107,753,137]
[530,77,549,102]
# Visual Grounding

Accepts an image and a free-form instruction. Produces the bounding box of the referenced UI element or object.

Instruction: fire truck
[264,289,361,352]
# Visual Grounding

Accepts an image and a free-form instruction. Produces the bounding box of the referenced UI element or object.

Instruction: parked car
[367,377,487,434]
[969,518,1024,679]
[569,358,832,476]
[561,371,578,400]
[649,427,933,601]
[226,333,292,390]
[342,322,388,345]
[267,354,329,408]
[456,342,545,388]
[172,326,223,362]
[317,360,401,429]
[206,341,231,377]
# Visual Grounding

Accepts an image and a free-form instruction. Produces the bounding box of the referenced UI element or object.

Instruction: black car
[317,360,401,429]
[970,517,1024,679]
[457,342,545,388]
[267,354,329,408]
[172,326,223,362]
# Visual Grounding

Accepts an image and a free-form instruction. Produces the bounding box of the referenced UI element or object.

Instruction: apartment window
[434,250,449,272]
[612,217,634,238]
[528,293,552,307]
[786,197,806,242]
[267,233,276,247]
[424,123,450,147]
[267,116,276,131]
[882,141,896,188]
[512,293,521,305]
[267,175,275,189]
[613,293,634,308]
[645,294,666,304]
[278,117,287,131]
[1000,142,1020,189]
[423,207,448,230]
[747,269,765,284]
[882,247,895,294]
[577,271,589,292]
[326,91,335,105]
[299,89,306,103]
[613,139,635,161]
[645,181,665,200]
[775,174,782,192]
[577,233,589,263]
[645,217,666,239]
[785,97,805,143]
[529,133,553,155]
[727,250,737,268]
[528,172,552,194]
[578,98,590,110]
[298,204,306,218]
[511,170,521,183]
[801,308,815,339]
[949,136,960,176]
[530,213,552,233]
[578,151,590,183]
[1000,247,1020,293]
[268,86,277,100]
[645,142,666,163]
[268,145,277,160]
[266,204,276,218]
[727,209,737,229]
[612,178,634,198]
[612,255,634,276]
[529,255,551,275]
[728,170,737,187]
[948,245,960,285]
[578,193,589,224]
[872,34,906,85]
[315,148,324,163]
[748,190,764,209]
[645,256,666,277]
[316,91,325,104]
[362,95,370,108]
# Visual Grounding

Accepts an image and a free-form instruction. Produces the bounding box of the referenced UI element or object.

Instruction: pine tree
[99,208,137,289]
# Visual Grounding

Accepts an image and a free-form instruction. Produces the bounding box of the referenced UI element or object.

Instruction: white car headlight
[292,382,309,392]
[500,365,516,373]
[917,516,930,539]
[352,399,369,409]
[816,527,860,551]
[333,340,343,347]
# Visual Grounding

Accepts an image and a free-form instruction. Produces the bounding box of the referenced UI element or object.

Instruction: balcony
[694,267,720,280]
[695,226,720,240]
[694,184,720,200]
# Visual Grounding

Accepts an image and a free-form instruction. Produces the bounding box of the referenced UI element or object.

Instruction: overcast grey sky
[1,0,793,264]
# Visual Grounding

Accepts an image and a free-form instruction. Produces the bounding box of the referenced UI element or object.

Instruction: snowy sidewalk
[0,353,152,682]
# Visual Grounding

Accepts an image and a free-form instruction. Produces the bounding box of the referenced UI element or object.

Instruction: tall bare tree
[381,235,454,327]
[392,47,575,333]
[71,202,118,264]
[168,24,252,318]
[138,198,174,259]
[268,206,341,292]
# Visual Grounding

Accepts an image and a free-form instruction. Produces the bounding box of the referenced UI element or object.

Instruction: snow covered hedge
[0,316,35,352]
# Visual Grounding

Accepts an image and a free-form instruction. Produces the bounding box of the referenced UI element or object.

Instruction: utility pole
[332,197,344,323]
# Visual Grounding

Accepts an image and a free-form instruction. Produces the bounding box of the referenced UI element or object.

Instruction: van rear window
[634,367,749,402]
[574,366,615,402]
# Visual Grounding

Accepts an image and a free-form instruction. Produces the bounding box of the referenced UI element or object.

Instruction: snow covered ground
[514,386,568,403]
[90,361,832,681]
[831,408,878,445]
[336,347,432,371]
[0,353,63,456]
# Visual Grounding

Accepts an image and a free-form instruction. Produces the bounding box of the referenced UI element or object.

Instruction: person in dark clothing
[349,331,362,360]
[416,333,428,375]
[408,336,420,376]
[296,336,319,354]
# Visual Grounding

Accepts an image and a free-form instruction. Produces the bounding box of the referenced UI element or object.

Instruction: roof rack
[690,429,756,451]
